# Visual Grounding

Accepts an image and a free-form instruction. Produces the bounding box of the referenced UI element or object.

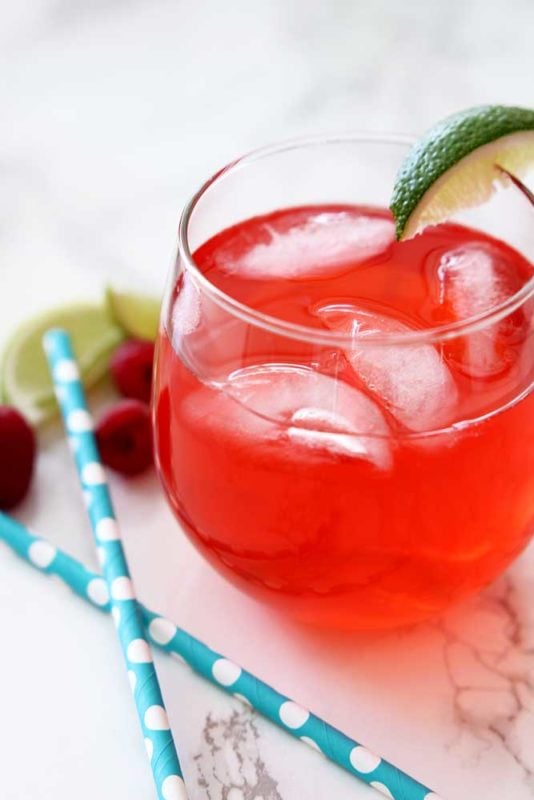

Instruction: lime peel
[391,105,534,240]
[106,287,161,341]
[1,302,124,427]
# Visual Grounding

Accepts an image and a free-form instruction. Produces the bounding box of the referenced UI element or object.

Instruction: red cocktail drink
[154,139,534,628]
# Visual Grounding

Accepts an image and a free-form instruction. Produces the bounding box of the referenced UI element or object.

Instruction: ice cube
[172,272,201,337]
[436,244,528,378]
[437,243,522,317]
[185,363,392,469]
[315,305,458,432]
[229,212,394,280]
[288,407,378,460]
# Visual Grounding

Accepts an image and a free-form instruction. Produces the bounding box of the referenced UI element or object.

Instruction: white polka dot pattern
[279,701,310,729]
[149,617,177,645]
[44,329,186,794]
[349,746,381,773]
[111,576,134,600]
[86,578,109,606]
[212,658,242,686]
[81,462,106,485]
[28,540,56,569]
[144,705,170,731]
[300,736,322,752]
[67,409,93,433]
[161,775,188,800]
[5,499,443,800]
[233,693,252,707]
[127,639,153,663]
[53,359,79,382]
[96,518,119,541]
[371,782,394,798]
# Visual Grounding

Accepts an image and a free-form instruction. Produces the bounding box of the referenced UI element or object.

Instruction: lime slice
[1,302,124,426]
[391,105,534,240]
[106,287,161,341]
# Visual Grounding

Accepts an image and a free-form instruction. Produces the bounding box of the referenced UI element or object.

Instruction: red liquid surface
[154,205,534,628]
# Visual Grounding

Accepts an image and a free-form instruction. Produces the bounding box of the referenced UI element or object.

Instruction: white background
[1,2,534,799]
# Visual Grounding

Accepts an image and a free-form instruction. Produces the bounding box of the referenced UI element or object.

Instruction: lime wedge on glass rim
[0,302,124,426]
[106,286,161,341]
[391,104,534,240]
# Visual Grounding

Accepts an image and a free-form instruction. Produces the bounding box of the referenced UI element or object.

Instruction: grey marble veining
[1,2,533,799]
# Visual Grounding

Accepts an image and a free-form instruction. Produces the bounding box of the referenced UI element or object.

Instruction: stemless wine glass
[153,135,534,629]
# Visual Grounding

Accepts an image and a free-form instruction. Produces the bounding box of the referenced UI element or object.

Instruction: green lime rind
[106,286,161,341]
[390,104,534,239]
[1,302,124,427]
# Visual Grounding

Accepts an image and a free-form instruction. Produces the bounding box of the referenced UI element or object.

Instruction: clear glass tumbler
[153,135,534,629]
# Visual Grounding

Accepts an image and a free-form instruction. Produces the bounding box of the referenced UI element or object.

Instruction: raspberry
[95,399,152,476]
[109,339,155,403]
[0,406,36,510]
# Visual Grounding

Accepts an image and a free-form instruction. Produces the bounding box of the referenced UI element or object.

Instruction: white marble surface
[1,1,534,798]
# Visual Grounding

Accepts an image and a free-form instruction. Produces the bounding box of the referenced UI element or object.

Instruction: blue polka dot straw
[42,329,188,800]
[0,508,443,800]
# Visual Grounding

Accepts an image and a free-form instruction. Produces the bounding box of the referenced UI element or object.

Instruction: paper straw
[0,513,441,800]
[42,329,187,800]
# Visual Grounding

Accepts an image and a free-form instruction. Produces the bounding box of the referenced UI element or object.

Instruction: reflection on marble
[1,1,534,799]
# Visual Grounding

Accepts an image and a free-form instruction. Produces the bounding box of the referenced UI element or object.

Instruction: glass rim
[177,132,534,348]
